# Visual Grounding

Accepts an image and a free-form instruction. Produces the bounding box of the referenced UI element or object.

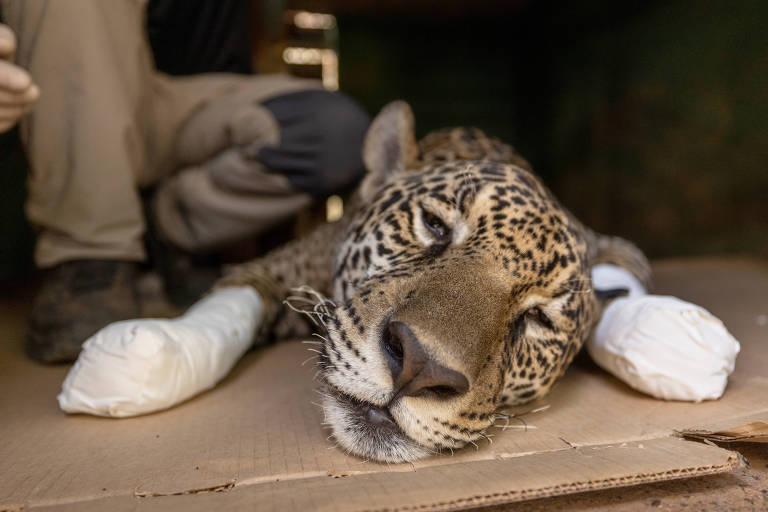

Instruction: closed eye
[525,306,555,331]
[509,306,555,343]
[421,208,452,244]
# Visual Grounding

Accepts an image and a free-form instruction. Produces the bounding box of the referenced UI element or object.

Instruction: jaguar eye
[525,306,554,331]
[422,210,451,243]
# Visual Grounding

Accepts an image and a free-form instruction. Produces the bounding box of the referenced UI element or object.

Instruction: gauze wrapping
[588,265,740,401]
[58,286,263,417]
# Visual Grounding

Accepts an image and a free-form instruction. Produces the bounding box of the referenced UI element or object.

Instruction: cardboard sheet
[1,257,766,511]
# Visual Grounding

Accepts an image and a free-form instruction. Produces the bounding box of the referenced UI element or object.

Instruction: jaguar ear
[359,101,420,201]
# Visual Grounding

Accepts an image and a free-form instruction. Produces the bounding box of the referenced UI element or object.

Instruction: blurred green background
[2,0,766,281]
[332,0,768,258]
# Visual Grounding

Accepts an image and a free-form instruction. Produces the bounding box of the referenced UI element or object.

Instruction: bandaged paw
[58,287,263,417]
[588,265,740,402]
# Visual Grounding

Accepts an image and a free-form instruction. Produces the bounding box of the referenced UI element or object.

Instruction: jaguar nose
[382,321,469,399]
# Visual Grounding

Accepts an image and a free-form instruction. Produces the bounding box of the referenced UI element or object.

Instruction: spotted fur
[217,101,651,463]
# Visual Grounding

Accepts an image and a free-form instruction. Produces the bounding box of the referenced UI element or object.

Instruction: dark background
[2,0,766,281]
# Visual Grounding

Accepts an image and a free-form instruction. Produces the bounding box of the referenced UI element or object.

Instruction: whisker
[301,355,319,366]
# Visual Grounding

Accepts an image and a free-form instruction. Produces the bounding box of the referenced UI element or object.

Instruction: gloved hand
[0,23,39,133]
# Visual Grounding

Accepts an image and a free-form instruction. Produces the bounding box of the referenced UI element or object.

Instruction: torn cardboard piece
[1,257,767,512]
[679,421,768,444]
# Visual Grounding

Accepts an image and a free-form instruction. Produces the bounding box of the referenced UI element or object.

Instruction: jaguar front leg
[215,219,347,343]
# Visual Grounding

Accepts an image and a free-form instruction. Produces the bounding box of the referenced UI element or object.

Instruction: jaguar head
[317,102,648,462]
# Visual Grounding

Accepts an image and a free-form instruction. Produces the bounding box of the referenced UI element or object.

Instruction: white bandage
[588,265,740,402]
[58,287,263,417]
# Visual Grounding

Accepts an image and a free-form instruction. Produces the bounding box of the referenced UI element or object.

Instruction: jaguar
[218,101,651,463]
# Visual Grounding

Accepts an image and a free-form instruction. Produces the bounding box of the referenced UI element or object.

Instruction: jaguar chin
[321,383,431,463]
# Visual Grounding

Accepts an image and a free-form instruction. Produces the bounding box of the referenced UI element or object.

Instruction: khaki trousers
[3,0,320,267]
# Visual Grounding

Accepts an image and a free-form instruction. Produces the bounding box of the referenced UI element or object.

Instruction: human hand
[0,23,39,133]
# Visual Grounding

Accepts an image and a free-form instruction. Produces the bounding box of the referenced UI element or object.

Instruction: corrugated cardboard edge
[22,437,743,512]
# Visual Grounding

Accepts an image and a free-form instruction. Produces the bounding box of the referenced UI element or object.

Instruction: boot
[26,260,140,363]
